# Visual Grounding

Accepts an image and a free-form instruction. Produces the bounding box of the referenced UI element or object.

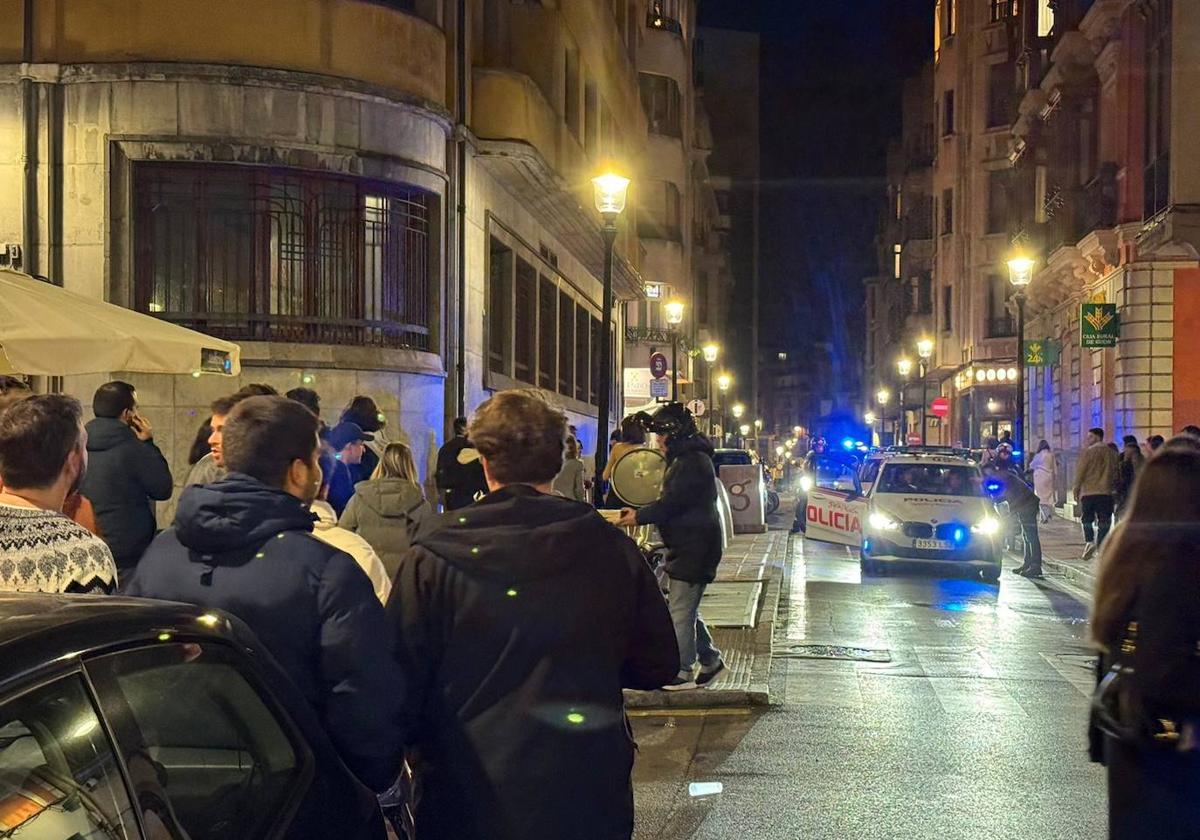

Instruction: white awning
[0,270,240,377]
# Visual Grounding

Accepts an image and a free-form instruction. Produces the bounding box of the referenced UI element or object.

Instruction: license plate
[915,538,953,550]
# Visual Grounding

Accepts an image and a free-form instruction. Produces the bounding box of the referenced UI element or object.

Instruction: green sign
[1024,339,1060,367]
[1081,303,1119,348]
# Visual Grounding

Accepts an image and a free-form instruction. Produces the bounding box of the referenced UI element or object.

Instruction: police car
[802,448,1003,582]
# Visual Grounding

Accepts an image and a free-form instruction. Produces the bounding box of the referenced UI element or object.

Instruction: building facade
[1004,0,1200,500]
[0,0,735,510]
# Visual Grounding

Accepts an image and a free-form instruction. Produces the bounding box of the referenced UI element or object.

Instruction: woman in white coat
[1030,439,1057,523]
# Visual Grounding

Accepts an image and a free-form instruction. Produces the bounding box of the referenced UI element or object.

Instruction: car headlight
[799,475,814,492]
[868,511,899,532]
[971,516,1000,536]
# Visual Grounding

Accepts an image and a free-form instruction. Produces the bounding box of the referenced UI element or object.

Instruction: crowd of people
[0,376,723,839]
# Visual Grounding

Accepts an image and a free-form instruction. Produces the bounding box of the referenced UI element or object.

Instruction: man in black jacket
[434,416,488,510]
[80,381,173,570]
[387,389,677,840]
[986,470,1043,578]
[126,396,404,792]
[618,403,725,690]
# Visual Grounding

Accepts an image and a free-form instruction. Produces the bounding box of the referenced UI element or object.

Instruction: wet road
[632,533,1106,839]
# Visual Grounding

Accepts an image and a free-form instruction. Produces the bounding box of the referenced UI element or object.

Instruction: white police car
[802,449,1002,582]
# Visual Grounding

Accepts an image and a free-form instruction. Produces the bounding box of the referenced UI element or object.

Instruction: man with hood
[126,395,404,793]
[387,389,677,840]
[80,381,174,570]
[617,402,725,690]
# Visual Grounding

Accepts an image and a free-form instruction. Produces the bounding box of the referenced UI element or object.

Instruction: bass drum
[609,446,667,508]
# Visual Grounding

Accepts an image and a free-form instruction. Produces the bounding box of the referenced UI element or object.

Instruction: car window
[0,675,137,840]
[88,643,308,840]
[859,460,882,486]
[877,464,982,497]
[812,457,857,491]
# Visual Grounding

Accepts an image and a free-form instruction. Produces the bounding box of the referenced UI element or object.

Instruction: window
[935,0,956,42]
[907,193,933,239]
[647,0,683,36]
[1144,0,1171,218]
[133,163,434,350]
[589,317,602,404]
[639,73,682,137]
[942,188,954,234]
[697,271,710,326]
[893,244,902,279]
[564,44,581,138]
[638,180,683,240]
[538,276,556,390]
[90,643,305,840]
[942,285,953,331]
[894,186,903,220]
[0,676,136,839]
[987,170,1009,234]
[987,62,1015,128]
[558,290,574,396]
[986,275,1015,338]
[575,305,591,403]
[942,90,955,136]
[1037,0,1054,37]
[488,237,513,375]
[990,0,1014,22]
[917,273,933,315]
[514,258,537,382]
[584,79,599,158]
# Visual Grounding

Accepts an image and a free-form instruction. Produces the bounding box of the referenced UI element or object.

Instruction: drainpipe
[453,0,468,420]
[20,0,36,277]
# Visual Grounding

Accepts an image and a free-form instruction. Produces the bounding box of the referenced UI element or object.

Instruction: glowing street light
[717,373,731,393]
[732,403,745,420]
[702,343,720,363]
[864,411,876,425]
[664,299,685,400]
[876,388,890,406]
[1008,252,1036,462]
[917,337,934,360]
[591,170,631,502]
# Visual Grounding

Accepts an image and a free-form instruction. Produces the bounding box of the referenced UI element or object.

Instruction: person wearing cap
[327,420,374,515]
[616,402,725,691]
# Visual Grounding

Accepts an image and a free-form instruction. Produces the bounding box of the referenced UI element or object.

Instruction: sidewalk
[1019,513,1098,595]
[624,529,787,709]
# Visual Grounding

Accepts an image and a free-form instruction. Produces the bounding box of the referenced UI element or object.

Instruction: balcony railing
[987,315,1017,339]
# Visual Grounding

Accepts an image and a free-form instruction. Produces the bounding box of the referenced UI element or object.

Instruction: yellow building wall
[0,0,446,106]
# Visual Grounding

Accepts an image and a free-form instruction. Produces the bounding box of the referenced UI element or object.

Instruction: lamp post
[864,410,877,447]
[717,373,731,443]
[665,299,685,401]
[732,402,745,446]
[754,418,763,457]
[702,343,719,436]
[1008,254,1034,463]
[590,172,630,505]
[876,388,891,446]
[917,337,934,445]
[896,358,913,444]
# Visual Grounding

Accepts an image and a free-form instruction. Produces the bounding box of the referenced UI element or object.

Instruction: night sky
[698,0,933,385]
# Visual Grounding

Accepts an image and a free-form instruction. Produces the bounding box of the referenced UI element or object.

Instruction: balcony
[9,0,446,106]
[646,2,684,37]
[986,315,1016,339]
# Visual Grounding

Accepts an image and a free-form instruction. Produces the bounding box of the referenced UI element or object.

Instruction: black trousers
[1018,511,1042,573]
[1080,494,1115,546]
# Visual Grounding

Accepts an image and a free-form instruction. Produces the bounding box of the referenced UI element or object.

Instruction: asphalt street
[632,532,1106,839]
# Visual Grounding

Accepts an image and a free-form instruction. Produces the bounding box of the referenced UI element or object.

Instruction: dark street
[633,535,1105,839]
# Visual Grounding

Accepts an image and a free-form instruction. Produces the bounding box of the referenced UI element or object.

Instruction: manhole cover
[776,644,892,663]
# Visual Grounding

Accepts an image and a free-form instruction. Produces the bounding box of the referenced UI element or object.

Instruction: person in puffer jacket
[340,441,431,579]
[125,396,405,793]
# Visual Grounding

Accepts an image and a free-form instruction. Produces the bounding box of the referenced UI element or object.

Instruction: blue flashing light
[983,478,1003,496]
[862,538,872,552]
[842,437,855,450]
[952,527,967,545]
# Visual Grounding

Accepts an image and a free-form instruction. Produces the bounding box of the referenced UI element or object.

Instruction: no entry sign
[930,397,950,418]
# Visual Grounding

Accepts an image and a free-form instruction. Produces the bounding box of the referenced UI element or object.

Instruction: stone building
[1005,0,1200,501]
[0,0,693,509]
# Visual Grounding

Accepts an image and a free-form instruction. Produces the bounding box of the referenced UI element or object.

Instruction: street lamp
[732,402,745,420]
[1008,254,1035,462]
[876,388,891,446]
[702,343,719,436]
[665,299,685,401]
[591,171,630,506]
[718,373,731,442]
[917,337,934,445]
[896,358,913,444]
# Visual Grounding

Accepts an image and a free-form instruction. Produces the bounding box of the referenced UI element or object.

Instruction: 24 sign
[1081,303,1118,348]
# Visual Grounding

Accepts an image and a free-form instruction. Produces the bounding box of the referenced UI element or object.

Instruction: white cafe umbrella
[0,270,240,377]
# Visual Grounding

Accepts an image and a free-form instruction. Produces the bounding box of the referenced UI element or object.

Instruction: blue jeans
[667,579,722,677]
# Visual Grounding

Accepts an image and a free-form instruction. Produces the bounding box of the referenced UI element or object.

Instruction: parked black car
[0,593,386,840]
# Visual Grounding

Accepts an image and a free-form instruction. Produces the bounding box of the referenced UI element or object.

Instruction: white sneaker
[1081,542,1096,561]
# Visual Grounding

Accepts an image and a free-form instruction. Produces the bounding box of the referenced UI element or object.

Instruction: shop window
[133,162,433,350]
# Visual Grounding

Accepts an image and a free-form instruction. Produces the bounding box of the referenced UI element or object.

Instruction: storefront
[950,363,1019,449]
